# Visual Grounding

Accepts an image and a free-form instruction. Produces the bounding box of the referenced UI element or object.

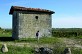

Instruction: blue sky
[0,0,82,28]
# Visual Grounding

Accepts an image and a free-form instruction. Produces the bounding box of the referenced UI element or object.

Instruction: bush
[52,28,82,38]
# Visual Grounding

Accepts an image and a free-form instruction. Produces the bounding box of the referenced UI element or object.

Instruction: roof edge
[9,6,55,15]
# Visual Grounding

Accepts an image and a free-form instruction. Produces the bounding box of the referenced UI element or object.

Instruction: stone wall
[12,11,19,39]
[12,11,52,39]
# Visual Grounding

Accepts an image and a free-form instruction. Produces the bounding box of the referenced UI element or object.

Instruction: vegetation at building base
[14,37,62,44]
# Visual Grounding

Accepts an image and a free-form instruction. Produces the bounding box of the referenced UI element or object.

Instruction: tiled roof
[9,6,55,14]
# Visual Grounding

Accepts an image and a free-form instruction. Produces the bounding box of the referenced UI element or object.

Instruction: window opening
[35,16,38,20]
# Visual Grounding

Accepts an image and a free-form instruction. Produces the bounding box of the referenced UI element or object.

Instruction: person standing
[36,31,39,40]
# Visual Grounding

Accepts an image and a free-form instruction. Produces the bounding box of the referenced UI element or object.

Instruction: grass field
[0,29,12,37]
[0,28,82,54]
[0,45,34,54]
[0,37,82,54]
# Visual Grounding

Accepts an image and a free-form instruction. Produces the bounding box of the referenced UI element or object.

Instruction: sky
[0,0,82,28]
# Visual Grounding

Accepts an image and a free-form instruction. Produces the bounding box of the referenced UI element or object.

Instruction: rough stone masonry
[9,6,55,39]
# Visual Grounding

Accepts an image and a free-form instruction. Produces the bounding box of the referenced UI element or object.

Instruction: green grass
[71,48,82,54]
[14,37,62,44]
[1,28,82,54]
[53,46,82,54]
[0,44,82,54]
[0,33,11,37]
[0,29,12,37]
[38,37,61,44]
[0,45,34,54]
[76,36,82,39]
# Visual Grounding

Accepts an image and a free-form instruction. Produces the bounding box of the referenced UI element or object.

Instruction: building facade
[9,6,54,39]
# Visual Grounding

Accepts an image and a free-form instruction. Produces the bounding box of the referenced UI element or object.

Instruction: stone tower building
[9,6,54,39]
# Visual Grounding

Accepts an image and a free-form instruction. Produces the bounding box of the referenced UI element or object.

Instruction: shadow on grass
[0,37,14,41]
[16,38,38,42]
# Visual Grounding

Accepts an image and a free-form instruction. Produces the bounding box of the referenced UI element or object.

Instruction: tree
[0,27,1,29]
